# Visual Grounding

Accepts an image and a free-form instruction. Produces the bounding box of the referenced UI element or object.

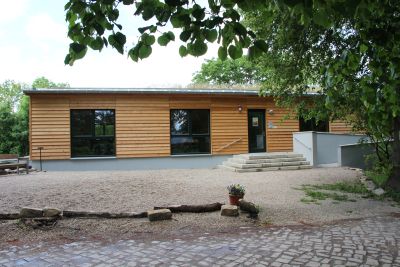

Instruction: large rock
[147,209,172,221]
[238,199,259,214]
[221,205,239,217]
[373,188,385,196]
[20,207,43,218]
[43,207,62,218]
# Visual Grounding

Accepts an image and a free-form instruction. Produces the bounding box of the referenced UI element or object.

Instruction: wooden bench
[0,154,29,174]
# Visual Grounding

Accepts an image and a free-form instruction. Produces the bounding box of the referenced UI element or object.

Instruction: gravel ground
[0,167,399,245]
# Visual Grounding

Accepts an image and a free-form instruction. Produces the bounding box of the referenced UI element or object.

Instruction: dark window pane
[171,136,210,154]
[71,110,92,136]
[300,117,329,132]
[191,110,209,134]
[95,110,115,136]
[71,138,92,157]
[92,138,115,156]
[171,110,189,135]
[71,109,115,157]
[170,109,210,155]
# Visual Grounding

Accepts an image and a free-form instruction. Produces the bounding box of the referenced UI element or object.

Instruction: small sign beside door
[252,117,259,127]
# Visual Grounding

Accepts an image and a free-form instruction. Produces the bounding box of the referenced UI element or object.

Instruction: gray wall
[31,155,231,171]
[293,132,315,165]
[338,143,376,169]
[293,132,367,166]
[315,133,367,165]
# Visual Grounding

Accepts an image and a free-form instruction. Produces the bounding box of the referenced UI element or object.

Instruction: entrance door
[248,109,266,153]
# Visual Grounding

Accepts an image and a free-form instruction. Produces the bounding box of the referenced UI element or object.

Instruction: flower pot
[229,194,244,206]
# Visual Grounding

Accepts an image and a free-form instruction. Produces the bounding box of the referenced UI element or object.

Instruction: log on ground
[154,202,223,213]
[0,213,20,220]
[63,211,148,219]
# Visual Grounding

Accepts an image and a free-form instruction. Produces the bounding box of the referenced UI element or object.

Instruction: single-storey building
[23,88,352,170]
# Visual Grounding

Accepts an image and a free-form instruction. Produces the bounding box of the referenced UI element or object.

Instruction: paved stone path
[1,215,400,266]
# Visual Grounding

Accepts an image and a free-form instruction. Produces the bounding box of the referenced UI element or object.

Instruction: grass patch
[299,181,370,204]
[303,181,369,194]
[365,170,389,188]
[299,180,400,205]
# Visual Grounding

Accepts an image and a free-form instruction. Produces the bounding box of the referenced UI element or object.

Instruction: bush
[365,154,392,188]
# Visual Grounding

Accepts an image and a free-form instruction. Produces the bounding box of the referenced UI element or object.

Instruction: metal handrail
[293,137,312,150]
[215,138,243,152]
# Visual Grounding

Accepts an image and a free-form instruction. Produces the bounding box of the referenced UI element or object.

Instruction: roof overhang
[23,87,262,96]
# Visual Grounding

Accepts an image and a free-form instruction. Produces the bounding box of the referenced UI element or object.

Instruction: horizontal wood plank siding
[30,96,70,160]
[266,106,299,152]
[116,96,170,158]
[211,98,248,154]
[330,120,353,133]
[30,94,305,160]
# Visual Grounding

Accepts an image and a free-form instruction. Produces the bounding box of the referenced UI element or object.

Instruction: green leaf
[254,40,268,53]
[69,43,87,60]
[116,32,126,43]
[313,8,331,28]
[221,0,234,8]
[205,29,218,43]
[179,45,188,57]
[218,46,227,60]
[108,9,119,21]
[228,45,242,59]
[89,37,104,50]
[166,31,175,41]
[128,48,139,62]
[138,45,152,59]
[142,33,155,45]
[165,0,181,6]
[192,5,205,20]
[188,40,208,57]
[247,45,262,59]
[123,0,134,4]
[180,30,191,42]
[158,35,170,46]
[64,54,73,65]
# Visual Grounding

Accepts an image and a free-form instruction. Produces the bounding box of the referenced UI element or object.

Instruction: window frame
[170,109,211,155]
[70,109,116,158]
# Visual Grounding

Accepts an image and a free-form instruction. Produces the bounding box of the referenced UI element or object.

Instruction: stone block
[147,209,172,221]
[20,207,43,218]
[221,205,239,217]
[43,207,62,217]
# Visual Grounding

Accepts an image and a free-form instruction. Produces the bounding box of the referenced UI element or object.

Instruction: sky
[0,0,218,88]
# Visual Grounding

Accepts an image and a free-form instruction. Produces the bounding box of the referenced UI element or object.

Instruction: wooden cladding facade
[29,93,351,160]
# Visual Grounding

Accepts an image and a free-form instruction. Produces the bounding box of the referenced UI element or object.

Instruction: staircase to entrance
[220,152,312,172]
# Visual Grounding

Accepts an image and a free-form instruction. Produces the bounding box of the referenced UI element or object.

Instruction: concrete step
[223,161,310,169]
[228,157,307,164]
[219,164,312,173]
[234,152,304,160]
[221,152,312,172]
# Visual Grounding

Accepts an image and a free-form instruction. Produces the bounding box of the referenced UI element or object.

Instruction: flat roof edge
[23,88,261,96]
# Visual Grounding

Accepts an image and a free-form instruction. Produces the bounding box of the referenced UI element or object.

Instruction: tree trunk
[387,116,400,191]
[154,202,223,213]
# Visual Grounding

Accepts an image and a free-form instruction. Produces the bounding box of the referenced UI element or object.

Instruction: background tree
[192,57,266,85]
[0,102,17,154]
[0,80,25,111]
[32,77,70,89]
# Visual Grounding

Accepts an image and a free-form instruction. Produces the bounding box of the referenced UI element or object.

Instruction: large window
[299,117,329,132]
[170,109,210,155]
[71,109,115,157]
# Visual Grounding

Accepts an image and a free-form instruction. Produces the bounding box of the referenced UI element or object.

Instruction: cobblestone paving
[1,215,400,266]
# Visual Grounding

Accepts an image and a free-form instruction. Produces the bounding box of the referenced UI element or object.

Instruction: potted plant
[227,184,246,205]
